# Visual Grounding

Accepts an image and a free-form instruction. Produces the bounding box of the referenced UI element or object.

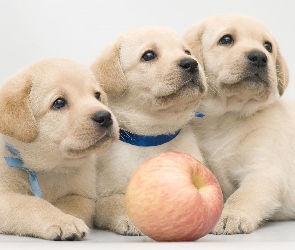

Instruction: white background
[0,0,294,100]
[1,2,295,248]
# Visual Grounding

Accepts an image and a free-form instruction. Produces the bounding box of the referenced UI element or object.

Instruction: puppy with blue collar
[0,58,119,240]
[184,14,293,234]
[91,26,207,235]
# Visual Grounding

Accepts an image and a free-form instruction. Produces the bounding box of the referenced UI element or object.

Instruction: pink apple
[125,151,223,241]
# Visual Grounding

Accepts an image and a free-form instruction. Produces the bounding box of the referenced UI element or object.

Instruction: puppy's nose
[179,58,198,74]
[92,111,113,128]
[248,50,267,68]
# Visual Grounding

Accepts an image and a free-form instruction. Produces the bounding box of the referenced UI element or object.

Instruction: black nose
[92,111,113,128]
[179,58,198,74]
[248,50,267,68]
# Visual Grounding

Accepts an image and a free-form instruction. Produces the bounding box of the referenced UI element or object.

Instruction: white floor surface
[1,221,295,250]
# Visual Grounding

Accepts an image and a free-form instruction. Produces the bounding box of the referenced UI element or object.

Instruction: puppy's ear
[275,45,289,96]
[183,23,206,69]
[91,39,127,96]
[0,74,38,143]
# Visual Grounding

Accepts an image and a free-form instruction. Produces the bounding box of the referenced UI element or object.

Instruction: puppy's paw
[45,215,89,241]
[212,210,259,235]
[112,217,143,236]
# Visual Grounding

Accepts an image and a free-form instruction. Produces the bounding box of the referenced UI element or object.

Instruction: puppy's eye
[264,42,272,53]
[95,92,101,101]
[52,98,67,110]
[219,35,234,45]
[185,50,191,55]
[142,51,157,61]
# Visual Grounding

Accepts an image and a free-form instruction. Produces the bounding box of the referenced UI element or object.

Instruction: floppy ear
[275,45,289,96]
[183,23,206,69]
[0,74,38,143]
[91,38,127,96]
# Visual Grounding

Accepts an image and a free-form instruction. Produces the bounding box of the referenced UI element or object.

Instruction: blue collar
[4,143,43,198]
[195,112,205,118]
[119,112,204,147]
[119,128,181,147]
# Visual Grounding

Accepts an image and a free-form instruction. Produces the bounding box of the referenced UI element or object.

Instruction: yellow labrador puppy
[0,58,119,240]
[91,26,207,235]
[184,14,295,234]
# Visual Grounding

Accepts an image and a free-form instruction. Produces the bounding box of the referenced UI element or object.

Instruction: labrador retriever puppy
[91,26,207,235]
[0,58,119,240]
[184,14,295,234]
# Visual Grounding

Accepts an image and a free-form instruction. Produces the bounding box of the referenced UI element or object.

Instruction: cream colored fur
[184,14,295,234]
[91,26,207,235]
[0,58,119,240]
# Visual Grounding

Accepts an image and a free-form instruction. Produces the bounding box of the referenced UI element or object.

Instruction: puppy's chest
[197,118,248,175]
[96,129,203,196]
[199,120,242,158]
[37,166,96,201]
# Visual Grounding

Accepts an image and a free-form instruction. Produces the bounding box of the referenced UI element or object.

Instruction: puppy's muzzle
[178,58,198,74]
[178,57,206,93]
[92,110,113,128]
[247,50,267,69]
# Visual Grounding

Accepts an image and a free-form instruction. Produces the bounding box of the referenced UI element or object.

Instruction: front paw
[212,210,259,235]
[45,214,89,240]
[112,216,143,236]
[95,194,143,236]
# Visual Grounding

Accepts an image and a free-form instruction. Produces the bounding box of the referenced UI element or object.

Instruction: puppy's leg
[95,194,143,235]
[53,195,95,227]
[212,171,282,234]
[0,192,89,240]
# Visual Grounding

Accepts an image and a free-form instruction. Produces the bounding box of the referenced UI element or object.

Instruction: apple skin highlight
[125,151,223,242]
